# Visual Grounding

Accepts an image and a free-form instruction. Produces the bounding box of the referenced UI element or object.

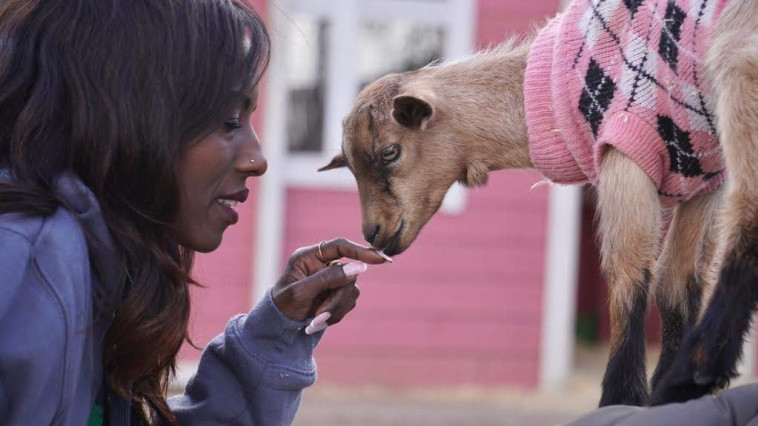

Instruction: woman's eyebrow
[230,89,251,105]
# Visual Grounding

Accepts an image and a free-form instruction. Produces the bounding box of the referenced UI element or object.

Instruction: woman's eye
[223,117,241,131]
[381,144,401,163]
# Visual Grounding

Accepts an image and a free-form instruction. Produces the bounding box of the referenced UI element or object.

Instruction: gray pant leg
[566,384,758,426]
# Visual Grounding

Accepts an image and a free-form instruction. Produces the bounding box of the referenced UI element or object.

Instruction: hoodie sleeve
[168,289,324,425]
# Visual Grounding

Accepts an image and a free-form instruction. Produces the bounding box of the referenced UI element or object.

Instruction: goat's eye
[381,145,401,163]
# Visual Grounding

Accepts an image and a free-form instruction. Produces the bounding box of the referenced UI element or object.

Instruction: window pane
[286,17,329,153]
[359,22,445,87]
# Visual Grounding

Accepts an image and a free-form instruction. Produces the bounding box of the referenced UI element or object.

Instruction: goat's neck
[432,44,534,180]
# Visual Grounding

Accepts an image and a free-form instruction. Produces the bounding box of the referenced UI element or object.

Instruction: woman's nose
[238,127,268,176]
[239,151,268,176]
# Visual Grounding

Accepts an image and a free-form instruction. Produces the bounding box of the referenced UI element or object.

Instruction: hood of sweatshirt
[1,169,125,319]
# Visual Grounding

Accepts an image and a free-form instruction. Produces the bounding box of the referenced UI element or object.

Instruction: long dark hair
[0,0,269,423]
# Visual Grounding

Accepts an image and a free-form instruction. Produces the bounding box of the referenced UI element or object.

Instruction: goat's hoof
[599,396,646,407]
[651,375,721,406]
[599,386,649,407]
[650,357,728,405]
[693,369,730,389]
[650,357,696,404]
[650,377,699,405]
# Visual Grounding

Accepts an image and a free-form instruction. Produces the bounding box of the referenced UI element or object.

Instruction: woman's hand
[272,238,388,334]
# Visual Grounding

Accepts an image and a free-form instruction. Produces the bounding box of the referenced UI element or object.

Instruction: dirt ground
[294,385,593,426]
[294,344,755,426]
[292,344,609,426]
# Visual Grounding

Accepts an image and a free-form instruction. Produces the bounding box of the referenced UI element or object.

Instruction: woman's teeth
[217,199,238,208]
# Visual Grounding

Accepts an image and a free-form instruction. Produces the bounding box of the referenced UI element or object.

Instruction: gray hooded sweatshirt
[0,172,322,425]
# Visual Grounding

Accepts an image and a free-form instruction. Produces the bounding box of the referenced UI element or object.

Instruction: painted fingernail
[311,312,331,327]
[305,323,328,335]
[375,250,394,263]
[343,261,368,277]
[305,312,331,335]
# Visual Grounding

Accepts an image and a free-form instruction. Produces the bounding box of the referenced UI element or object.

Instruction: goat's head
[319,73,466,255]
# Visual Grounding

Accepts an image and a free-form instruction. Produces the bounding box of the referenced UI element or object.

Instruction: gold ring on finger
[328,260,343,267]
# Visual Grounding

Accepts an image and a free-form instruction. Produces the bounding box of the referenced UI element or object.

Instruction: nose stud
[249,158,255,163]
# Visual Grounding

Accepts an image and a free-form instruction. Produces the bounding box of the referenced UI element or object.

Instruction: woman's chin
[170,229,224,253]
[191,234,224,253]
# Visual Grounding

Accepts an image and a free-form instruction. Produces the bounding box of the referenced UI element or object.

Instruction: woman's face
[169,85,267,252]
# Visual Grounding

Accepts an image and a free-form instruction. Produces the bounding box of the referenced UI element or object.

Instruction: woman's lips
[218,188,249,202]
[215,199,239,224]
[214,189,248,225]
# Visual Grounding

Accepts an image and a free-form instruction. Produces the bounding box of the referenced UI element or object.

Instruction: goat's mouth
[381,220,405,256]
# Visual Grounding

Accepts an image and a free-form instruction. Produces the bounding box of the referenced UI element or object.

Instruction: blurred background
[174,0,757,424]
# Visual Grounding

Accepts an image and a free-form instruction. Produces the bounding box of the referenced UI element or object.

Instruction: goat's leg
[650,191,720,393]
[597,148,662,407]
[693,187,726,322]
[651,2,758,404]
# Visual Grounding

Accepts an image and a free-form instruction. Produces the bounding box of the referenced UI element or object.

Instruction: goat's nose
[363,224,381,245]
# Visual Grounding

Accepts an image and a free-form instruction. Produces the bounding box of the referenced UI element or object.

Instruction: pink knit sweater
[524,0,728,206]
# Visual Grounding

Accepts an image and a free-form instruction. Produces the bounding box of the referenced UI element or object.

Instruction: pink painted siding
[477,0,560,47]
[284,171,550,387]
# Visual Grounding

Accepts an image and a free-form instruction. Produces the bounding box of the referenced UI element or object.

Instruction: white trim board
[539,184,583,390]
[253,1,292,304]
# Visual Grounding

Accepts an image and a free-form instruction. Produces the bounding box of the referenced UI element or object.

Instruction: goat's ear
[318,153,347,172]
[392,95,434,130]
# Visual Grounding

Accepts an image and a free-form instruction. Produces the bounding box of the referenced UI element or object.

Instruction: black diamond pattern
[657,115,703,177]
[579,59,617,136]
[659,2,686,72]
[623,0,645,17]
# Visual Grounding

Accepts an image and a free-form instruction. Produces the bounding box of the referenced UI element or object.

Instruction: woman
[0,0,386,424]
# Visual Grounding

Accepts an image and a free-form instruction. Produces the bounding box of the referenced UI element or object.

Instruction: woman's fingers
[274,260,367,321]
[318,238,390,265]
[276,237,388,323]
[299,261,366,296]
[305,282,360,334]
[320,283,360,324]
[284,238,389,278]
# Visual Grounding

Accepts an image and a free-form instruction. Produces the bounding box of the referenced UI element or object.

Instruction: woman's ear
[318,153,347,172]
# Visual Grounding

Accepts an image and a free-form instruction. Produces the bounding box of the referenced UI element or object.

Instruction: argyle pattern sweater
[525,0,729,206]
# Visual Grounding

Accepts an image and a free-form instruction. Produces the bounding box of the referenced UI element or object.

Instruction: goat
[320,0,758,407]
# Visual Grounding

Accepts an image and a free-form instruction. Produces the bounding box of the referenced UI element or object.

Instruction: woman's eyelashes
[223,98,256,133]
[223,117,241,131]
